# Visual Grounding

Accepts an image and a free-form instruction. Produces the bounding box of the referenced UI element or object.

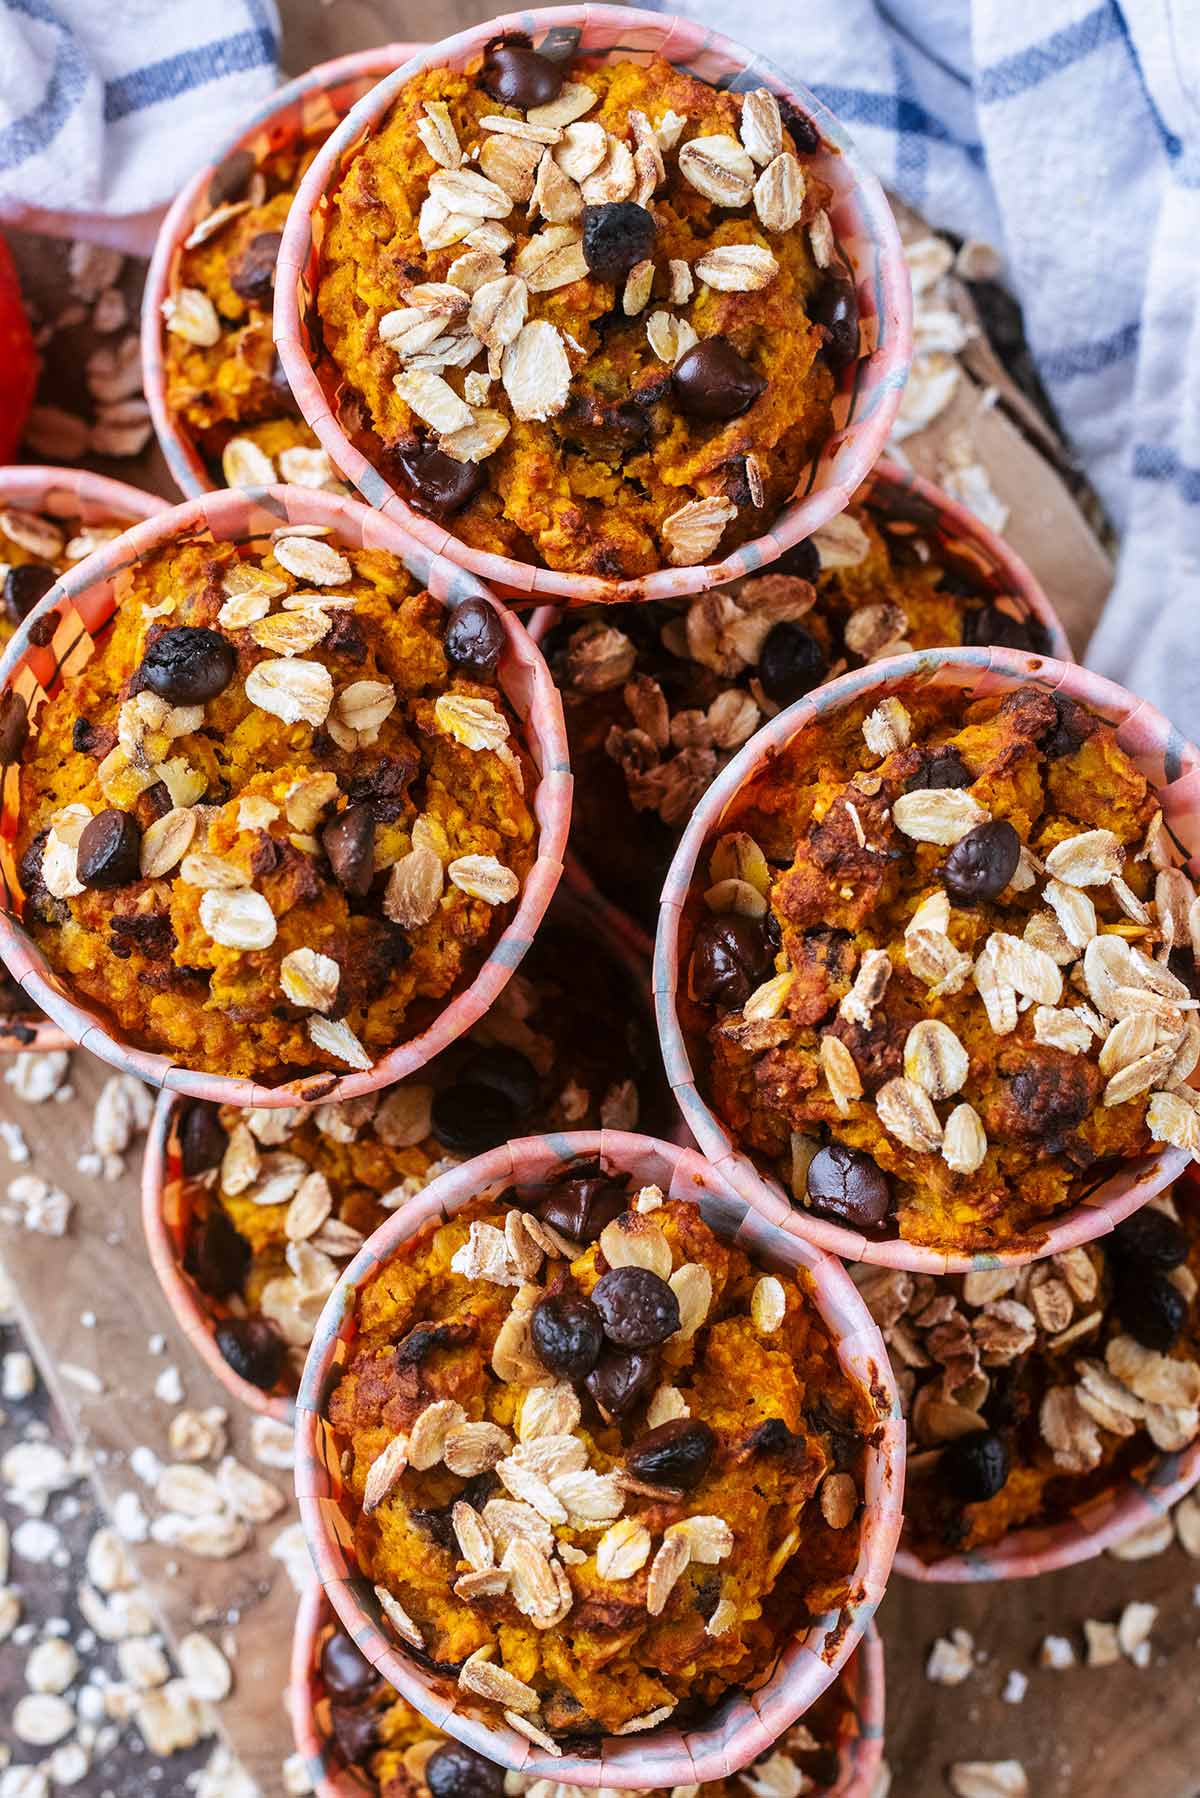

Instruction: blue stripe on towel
[977,3,1122,104]
[1039,319,1141,382]
[0,0,88,170]
[103,26,276,122]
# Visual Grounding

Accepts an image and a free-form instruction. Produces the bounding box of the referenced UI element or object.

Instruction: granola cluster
[679,681,1200,1253]
[325,1170,872,1740]
[13,531,534,1081]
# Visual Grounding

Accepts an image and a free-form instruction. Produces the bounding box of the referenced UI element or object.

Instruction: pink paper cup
[0,484,570,1108]
[142,45,425,501]
[0,467,167,1055]
[289,1582,887,1797]
[274,4,913,608]
[293,1129,904,1788]
[655,645,1200,1276]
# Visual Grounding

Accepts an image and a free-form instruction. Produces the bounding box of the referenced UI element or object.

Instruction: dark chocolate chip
[139,626,236,704]
[215,1317,285,1391]
[183,1208,250,1300]
[538,1166,629,1242]
[778,96,820,155]
[321,803,374,897]
[1041,692,1096,761]
[1114,1266,1187,1353]
[530,1293,604,1380]
[458,1045,539,1116]
[805,1144,893,1234]
[426,1740,505,1798]
[4,561,56,626]
[905,747,973,791]
[758,619,827,705]
[961,603,1044,655]
[591,1266,680,1348]
[940,819,1021,903]
[811,272,859,372]
[396,444,486,519]
[229,230,283,306]
[1169,945,1200,1002]
[585,1345,657,1420]
[208,147,256,209]
[268,347,303,416]
[581,201,657,282]
[626,1418,715,1490]
[690,915,772,1010]
[673,336,767,421]
[329,1701,379,1769]
[769,537,820,582]
[320,1629,378,1703]
[430,1083,516,1155]
[0,692,28,763]
[27,612,57,649]
[480,43,564,109]
[76,809,141,889]
[179,1101,228,1176]
[443,595,504,678]
[940,1430,1010,1504]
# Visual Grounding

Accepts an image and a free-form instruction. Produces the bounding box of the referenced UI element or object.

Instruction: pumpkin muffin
[14,532,535,1081]
[168,912,673,1396]
[677,680,1200,1253]
[312,1614,866,1794]
[162,141,343,489]
[325,1164,874,1741]
[859,1181,1200,1563]
[315,36,852,578]
[546,494,1051,927]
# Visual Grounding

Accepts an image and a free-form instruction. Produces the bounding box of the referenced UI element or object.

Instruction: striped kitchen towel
[0,0,281,250]
[679,0,1200,737]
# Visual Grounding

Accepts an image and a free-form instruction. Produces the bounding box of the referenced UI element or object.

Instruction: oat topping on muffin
[679,681,1200,1252]
[316,36,854,578]
[13,534,534,1081]
[324,1165,872,1739]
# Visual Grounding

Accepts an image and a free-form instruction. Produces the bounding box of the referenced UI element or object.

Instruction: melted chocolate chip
[4,562,56,626]
[673,337,767,421]
[538,1165,629,1242]
[805,1144,893,1234]
[459,1045,539,1115]
[480,43,564,109]
[961,603,1046,655]
[905,746,973,791]
[778,96,820,155]
[396,444,485,518]
[229,231,283,306]
[530,1293,604,1380]
[591,1266,681,1348]
[268,347,303,416]
[1114,1267,1187,1353]
[321,803,374,897]
[940,819,1021,903]
[1041,692,1097,761]
[179,1101,228,1177]
[940,1430,1010,1504]
[215,1317,285,1391]
[443,595,504,678]
[585,1345,657,1420]
[27,612,57,649]
[690,915,772,1010]
[329,1701,379,1768]
[426,1741,505,1798]
[770,537,821,582]
[208,147,256,209]
[581,201,657,281]
[184,1208,250,1300]
[0,692,28,763]
[1109,1208,1189,1272]
[626,1418,715,1490]
[758,619,827,705]
[811,272,859,372]
[320,1629,378,1703]
[139,627,236,705]
[76,809,141,889]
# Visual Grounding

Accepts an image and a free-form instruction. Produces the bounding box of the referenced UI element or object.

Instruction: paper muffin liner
[293,1129,904,1788]
[142,45,424,502]
[290,1581,886,1797]
[0,467,167,1055]
[0,484,570,1107]
[274,4,913,608]
[655,645,1200,1276]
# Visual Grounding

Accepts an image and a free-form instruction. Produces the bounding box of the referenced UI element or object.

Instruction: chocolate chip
[530,1293,604,1380]
[27,612,57,649]
[1114,1266,1187,1353]
[183,1208,250,1300]
[811,272,859,372]
[480,43,564,109]
[805,1144,893,1234]
[538,1165,629,1242]
[673,336,767,421]
[208,147,256,209]
[76,809,141,889]
[430,1083,516,1155]
[585,1345,657,1421]
[778,96,820,155]
[690,915,772,1010]
[939,1430,1010,1504]
[591,1266,680,1348]
[626,1418,715,1490]
[179,1101,228,1176]
[4,562,56,626]
[329,1701,379,1768]
[268,347,303,416]
[458,1045,539,1116]
[215,1316,285,1391]
[443,596,504,678]
[139,627,236,704]
[940,819,1020,903]
[321,803,374,897]
[1041,693,1096,761]
[229,230,283,306]
[396,444,485,518]
[0,692,28,763]
[1111,1213,1188,1278]
[320,1629,378,1703]
[426,1741,505,1798]
[581,201,657,281]
[758,619,827,705]
[905,747,972,791]
[770,537,820,582]
[961,603,1045,655]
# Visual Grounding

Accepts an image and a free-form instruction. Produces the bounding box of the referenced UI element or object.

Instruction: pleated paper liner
[293,1129,904,1788]
[142,45,424,501]
[273,4,913,608]
[0,466,167,1054]
[289,1580,887,1795]
[654,645,1200,1275]
[0,484,570,1107]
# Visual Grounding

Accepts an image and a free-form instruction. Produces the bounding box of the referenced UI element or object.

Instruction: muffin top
[547,492,1050,926]
[326,1168,873,1741]
[868,1182,1200,1562]
[14,531,534,1082]
[316,37,850,579]
[162,140,337,486]
[679,680,1200,1253]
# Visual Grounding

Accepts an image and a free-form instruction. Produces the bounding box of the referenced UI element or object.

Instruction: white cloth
[0,0,281,246]
[677,0,1200,737]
